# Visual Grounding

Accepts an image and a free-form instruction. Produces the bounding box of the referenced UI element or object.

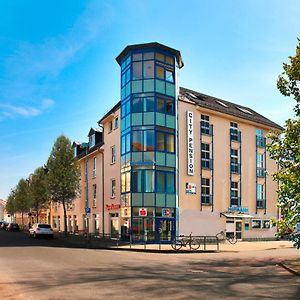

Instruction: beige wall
[178,97,278,238]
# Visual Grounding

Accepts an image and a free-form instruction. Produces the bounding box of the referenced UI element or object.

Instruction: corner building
[55,42,281,242]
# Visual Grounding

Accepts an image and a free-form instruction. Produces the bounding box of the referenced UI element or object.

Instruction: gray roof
[180,87,283,130]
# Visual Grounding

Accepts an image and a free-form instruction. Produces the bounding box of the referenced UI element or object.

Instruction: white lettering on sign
[187,111,194,175]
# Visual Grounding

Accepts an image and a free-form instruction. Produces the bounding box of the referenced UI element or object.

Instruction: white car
[29,223,54,239]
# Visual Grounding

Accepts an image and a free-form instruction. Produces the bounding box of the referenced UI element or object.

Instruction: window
[157,132,165,151]
[201,178,211,204]
[256,129,265,147]
[111,146,116,164]
[157,171,165,193]
[201,115,211,135]
[156,171,175,194]
[144,130,155,151]
[230,149,239,173]
[111,179,116,197]
[252,219,271,229]
[93,157,96,177]
[201,143,211,169]
[156,131,175,153]
[230,181,239,206]
[144,170,155,192]
[252,219,261,229]
[115,117,119,129]
[256,153,265,177]
[89,134,95,147]
[166,134,175,153]
[93,184,97,207]
[121,171,131,193]
[230,122,240,141]
[257,184,265,208]
[143,60,154,78]
[131,169,154,193]
[156,96,175,115]
[133,61,142,79]
[109,121,113,132]
[165,69,174,83]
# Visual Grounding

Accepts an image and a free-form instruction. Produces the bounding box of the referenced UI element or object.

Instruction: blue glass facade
[117,43,183,242]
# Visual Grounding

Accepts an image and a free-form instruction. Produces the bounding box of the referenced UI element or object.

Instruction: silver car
[29,223,54,239]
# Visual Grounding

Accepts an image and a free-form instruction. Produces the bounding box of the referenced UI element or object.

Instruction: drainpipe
[97,147,105,236]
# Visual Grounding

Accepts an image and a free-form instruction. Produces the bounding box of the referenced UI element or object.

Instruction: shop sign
[187,111,194,175]
[106,204,121,211]
[162,208,170,217]
[139,208,147,217]
[186,182,196,194]
[228,206,248,213]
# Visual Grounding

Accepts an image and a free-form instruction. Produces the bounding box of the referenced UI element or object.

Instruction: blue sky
[0,0,299,200]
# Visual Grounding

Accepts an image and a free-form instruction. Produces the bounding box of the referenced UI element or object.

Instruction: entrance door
[156,219,175,243]
[235,221,242,239]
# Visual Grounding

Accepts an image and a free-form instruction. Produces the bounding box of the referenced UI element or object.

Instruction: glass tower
[116,42,183,242]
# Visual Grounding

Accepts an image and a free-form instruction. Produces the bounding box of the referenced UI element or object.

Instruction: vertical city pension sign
[187,111,194,175]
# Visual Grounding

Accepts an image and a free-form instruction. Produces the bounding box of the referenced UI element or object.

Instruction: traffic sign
[139,208,147,217]
[85,207,91,214]
[162,208,170,217]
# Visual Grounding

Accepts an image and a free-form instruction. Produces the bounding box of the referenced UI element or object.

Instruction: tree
[47,135,80,235]
[6,189,17,219]
[267,39,300,248]
[14,178,31,225]
[29,166,49,223]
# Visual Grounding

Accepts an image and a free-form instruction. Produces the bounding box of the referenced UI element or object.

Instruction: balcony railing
[230,129,241,142]
[256,199,266,209]
[256,136,266,148]
[230,162,241,174]
[256,167,266,177]
[230,196,241,206]
[201,194,212,205]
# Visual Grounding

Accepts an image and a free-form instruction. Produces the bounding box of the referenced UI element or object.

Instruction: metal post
[204,236,206,251]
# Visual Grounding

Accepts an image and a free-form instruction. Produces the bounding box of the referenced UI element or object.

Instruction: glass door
[156,219,175,243]
[235,221,242,240]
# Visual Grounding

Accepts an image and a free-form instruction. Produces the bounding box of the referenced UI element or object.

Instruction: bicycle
[216,230,237,244]
[171,233,200,250]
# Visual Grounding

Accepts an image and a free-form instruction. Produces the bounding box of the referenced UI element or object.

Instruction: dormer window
[89,134,95,147]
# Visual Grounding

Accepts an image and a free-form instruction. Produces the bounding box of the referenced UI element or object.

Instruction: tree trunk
[36,205,39,223]
[62,201,67,237]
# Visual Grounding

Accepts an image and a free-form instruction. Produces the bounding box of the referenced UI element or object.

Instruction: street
[0,230,300,299]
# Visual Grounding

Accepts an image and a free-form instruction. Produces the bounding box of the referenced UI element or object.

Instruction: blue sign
[228,206,248,213]
[85,207,91,214]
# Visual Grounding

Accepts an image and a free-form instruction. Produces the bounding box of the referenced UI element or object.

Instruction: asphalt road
[0,230,300,299]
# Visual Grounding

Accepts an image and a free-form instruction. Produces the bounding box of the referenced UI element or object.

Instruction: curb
[278,262,300,276]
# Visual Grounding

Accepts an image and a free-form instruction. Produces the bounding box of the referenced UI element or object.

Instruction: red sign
[162,208,170,217]
[106,204,121,211]
[139,208,147,217]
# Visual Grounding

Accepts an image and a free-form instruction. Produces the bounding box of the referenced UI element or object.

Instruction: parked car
[6,223,20,232]
[29,223,54,239]
[1,222,8,230]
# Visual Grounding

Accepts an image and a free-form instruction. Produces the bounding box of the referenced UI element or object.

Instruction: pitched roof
[180,87,283,130]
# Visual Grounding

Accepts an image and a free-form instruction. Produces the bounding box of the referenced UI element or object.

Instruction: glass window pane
[156,52,164,62]
[143,61,154,78]
[132,171,142,193]
[133,62,142,80]
[166,134,175,152]
[132,131,143,151]
[132,80,143,93]
[144,170,154,192]
[165,56,174,65]
[155,79,165,94]
[166,99,174,114]
[157,171,165,193]
[157,98,165,113]
[144,130,155,151]
[125,100,130,115]
[121,173,126,193]
[145,97,154,112]
[126,134,130,153]
[165,70,174,83]
[133,53,142,61]
[126,172,130,192]
[132,97,143,113]
[144,52,154,60]
[157,132,165,151]
[143,79,154,92]
[121,136,125,154]
[156,66,164,79]
[166,173,175,193]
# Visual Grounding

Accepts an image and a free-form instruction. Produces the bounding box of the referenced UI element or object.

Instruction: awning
[220,212,254,219]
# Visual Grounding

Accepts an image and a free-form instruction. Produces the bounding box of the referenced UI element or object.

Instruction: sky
[0,0,299,200]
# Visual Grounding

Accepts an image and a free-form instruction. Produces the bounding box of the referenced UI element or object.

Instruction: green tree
[29,166,49,223]
[14,178,31,225]
[267,39,300,248]
[6,189,17,218]
[47,135,80,235]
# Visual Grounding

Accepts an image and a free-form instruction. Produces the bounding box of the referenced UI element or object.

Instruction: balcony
[230,129,241,142]
[201,158,213,169]
[230,162,241,174]
[201,194,212,205]
[256,199,266,209]
[230,196,241,206]
[256,167,266,178]
[256,136,266,148]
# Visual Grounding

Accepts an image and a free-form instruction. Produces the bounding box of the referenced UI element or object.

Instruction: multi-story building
[51,42,282,241]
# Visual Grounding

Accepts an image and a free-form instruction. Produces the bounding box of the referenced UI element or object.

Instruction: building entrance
[156,218,175,243]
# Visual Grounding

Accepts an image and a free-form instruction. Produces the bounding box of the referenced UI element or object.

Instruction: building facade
[51,42,281,242]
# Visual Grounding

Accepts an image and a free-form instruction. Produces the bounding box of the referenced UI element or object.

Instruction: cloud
[0,98,55,120]
[0,1,113,120]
